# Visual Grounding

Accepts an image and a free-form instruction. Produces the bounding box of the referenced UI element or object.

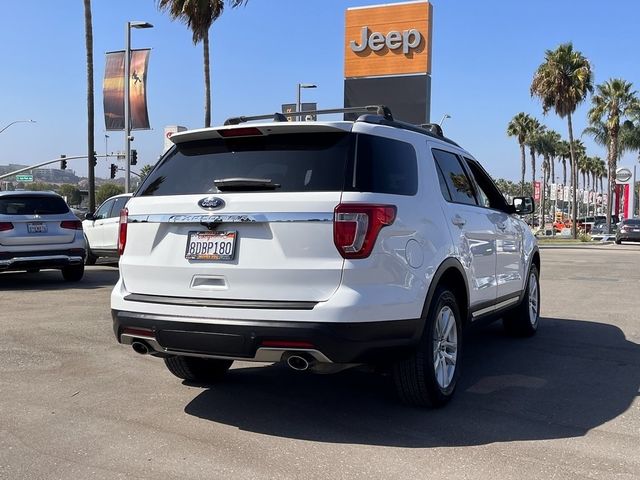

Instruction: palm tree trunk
[567,113,578,239]
[519,143,526,195]
[530,146,536,191]
[203,29,211,128]
[562,158,567,185]
[550,157,555,184]
[83,0,95,212]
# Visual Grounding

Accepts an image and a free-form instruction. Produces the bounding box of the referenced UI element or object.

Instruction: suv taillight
[118,208,128,256]
[0,222,14,232]
[333,204,396,259]
[60,220,83,230]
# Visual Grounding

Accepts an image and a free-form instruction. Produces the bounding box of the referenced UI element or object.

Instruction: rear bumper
[112,309,422,364]
[0,248,85,271]
[616,232,640,242]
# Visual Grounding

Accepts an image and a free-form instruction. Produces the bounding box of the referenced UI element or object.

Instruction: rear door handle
[451,215,466,227]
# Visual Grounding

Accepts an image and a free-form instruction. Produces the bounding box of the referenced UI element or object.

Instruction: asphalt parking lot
[1,245,639,480]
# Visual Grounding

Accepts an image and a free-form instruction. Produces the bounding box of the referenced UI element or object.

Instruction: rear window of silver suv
[0,195,69,215]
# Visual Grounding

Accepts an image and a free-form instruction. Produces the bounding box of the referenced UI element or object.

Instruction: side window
[432,149,477,205]
[109,197,129,218]
[353,135,418,196]
[94,200,114,220]
[464,158,511,212]
[435,162,452,202]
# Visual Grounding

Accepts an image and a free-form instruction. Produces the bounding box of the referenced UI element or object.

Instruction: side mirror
[512,196,534,215]
[85,212,95,221]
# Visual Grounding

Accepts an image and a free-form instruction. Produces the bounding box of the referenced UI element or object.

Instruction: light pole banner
[103,49,151,131]
[550,183,557,200]
[533,181,541,201]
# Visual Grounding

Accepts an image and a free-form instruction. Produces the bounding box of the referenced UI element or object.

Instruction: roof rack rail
[224,105,393,126]
[355,115,459,147]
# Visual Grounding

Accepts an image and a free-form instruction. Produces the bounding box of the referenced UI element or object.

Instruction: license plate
[27,222,47,234]
[185,231,236,261]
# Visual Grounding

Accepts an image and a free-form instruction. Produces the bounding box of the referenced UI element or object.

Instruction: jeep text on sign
[345,1,432,79]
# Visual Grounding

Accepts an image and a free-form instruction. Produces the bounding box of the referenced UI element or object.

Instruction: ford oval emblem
[198,196,225,210]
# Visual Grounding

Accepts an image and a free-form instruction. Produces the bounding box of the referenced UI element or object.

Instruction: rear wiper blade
[213,177,281,191]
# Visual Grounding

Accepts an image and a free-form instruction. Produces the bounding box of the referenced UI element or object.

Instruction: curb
[538,242,613,249]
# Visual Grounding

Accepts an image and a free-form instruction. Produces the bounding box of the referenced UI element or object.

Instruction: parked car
[0,191,85,280]
[82,193,132,264]
[615,219,640,244]
[111,106,540,408]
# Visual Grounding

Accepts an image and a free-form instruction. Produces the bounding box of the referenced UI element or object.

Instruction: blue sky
[1,0,639,181]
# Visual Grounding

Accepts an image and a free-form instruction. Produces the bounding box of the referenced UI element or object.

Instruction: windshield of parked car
[0,195,69,215]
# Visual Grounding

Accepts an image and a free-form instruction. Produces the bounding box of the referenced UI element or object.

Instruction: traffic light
[93,151,98,166]
[60,155,67,170]
[110,164,118,179]
[130,149,138,165]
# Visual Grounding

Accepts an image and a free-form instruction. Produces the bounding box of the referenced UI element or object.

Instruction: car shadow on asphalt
[184,317,639,447]
[0,266,119,291]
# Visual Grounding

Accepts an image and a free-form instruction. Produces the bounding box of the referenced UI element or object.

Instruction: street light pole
[124,21,152,193]
[124,22,132,193]
[296,83,317,119]
[0,119,35,135]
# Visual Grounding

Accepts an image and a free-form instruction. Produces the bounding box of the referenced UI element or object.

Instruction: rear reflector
[217,127,263,138]
[0,222,14,232]
[260,340,315,349]
[334,203,396,259]
[60,220,83,230]
[122,327,155,338]
[118,208,128,256]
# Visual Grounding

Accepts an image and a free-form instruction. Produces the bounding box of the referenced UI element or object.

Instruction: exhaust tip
[131,341,150,355]
[286,355,310,371]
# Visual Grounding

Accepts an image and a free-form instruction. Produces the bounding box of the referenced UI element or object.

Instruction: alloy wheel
[433,306,458,389]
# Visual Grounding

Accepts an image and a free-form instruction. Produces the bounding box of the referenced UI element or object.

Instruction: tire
[61,264,84,282]
[164,356,233,383]
[615,238,622,245]
[503,265,540,337]
[84,236,97,265]
[393,287,463,408]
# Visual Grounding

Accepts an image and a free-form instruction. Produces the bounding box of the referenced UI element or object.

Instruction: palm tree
[577,154,587,189]
[525,118,543,188]
[588,78,640,231]
[546,130,561,183]
[83,0,96,212]
[531,43,593,238]
[592,157,606,194]
[556,139,571,185]
[568,139,586,187]
[507,112,535,194]
[158,0,248,127]
[535,129,560,229]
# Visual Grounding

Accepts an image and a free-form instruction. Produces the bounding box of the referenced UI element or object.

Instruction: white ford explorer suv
[111,106,540,407]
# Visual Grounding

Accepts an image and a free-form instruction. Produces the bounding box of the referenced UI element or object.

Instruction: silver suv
[0,191,86,281]
[112,106,540,407]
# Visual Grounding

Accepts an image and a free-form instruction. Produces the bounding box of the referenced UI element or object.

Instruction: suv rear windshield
[138,132,417,196]
[622,219,640,226]
[0,195,69,215]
